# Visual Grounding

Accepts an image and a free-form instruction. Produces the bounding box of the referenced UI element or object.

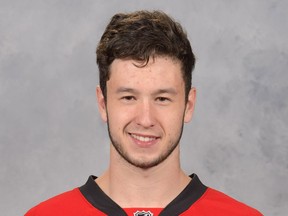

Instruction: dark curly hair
[96,10,195,101]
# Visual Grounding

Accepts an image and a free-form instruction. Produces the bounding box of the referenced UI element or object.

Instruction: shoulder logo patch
[133,210,153,216]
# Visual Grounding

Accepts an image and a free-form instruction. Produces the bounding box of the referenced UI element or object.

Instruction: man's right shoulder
[24,188,106,216]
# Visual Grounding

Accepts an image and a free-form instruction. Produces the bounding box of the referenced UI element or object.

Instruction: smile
[129,133,158,142]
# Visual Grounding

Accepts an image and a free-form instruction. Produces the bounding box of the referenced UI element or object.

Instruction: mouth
[128,133,159,147]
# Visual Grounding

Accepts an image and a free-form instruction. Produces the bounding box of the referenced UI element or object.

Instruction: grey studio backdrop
[0,0,287,215]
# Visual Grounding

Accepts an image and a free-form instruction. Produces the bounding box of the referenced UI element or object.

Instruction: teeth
[130,134,156,142]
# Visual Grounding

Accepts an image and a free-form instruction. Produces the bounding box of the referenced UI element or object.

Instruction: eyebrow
[115,87,177,95]
[154,88,178,95]
[116,87,139,94]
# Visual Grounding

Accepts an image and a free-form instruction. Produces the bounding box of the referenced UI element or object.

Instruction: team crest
[133,210,153,216]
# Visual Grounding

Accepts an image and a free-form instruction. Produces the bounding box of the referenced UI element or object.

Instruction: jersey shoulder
[183,187,263,216]
[25,188,106,216]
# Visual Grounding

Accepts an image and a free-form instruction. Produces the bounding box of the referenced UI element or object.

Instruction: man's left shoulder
[199,187,263,215]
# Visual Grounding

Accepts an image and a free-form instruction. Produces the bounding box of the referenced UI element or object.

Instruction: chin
[127,155,165,169]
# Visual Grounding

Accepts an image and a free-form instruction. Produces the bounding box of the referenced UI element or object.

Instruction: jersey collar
[79,173,207,215]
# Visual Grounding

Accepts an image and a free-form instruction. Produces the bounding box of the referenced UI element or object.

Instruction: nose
[135,99,155,128]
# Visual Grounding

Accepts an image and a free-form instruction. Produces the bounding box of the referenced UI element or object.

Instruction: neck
[96,144,191,208]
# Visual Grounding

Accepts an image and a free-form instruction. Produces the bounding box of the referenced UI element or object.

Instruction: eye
[121,95,136,101]
[156,97,171,103]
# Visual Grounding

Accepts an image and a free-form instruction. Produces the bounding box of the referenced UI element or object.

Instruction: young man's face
[97,56,196,169]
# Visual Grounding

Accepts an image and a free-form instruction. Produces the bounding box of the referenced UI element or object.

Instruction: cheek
[159,110,184,130]
[107,106,133,127]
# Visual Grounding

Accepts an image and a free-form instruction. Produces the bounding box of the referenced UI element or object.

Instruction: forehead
[109,56,182,79]
[107,56,185,93]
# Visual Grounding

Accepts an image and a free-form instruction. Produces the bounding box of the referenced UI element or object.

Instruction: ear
[184,87,196,123]
[96,86,107,122]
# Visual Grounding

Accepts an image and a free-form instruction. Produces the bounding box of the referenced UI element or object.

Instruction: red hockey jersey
[25,174,262,215]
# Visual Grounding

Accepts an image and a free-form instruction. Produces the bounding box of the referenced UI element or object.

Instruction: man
[25,10,262,215]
